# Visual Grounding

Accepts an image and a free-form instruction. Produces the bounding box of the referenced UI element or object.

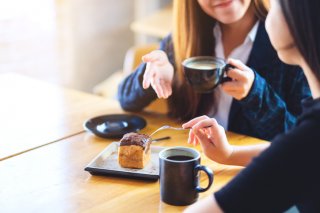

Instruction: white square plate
[85,142,165,181]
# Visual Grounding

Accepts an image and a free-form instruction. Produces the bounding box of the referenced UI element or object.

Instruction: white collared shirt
[211,21,259,129]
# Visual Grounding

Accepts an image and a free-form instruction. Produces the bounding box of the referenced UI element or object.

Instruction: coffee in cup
[159,147,213,206]
[182,56,234,93]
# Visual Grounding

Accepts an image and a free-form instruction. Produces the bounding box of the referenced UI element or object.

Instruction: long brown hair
[168,0,268,121]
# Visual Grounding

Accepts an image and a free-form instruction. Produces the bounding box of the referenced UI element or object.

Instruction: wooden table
[0,73,123,160]
[0,74,268,212]
[0,111,267,212]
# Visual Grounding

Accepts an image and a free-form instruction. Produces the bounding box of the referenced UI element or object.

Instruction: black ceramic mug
[182,56,234,93]
[159,147,214,206]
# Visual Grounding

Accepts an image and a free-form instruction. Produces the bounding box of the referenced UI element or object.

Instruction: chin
[217,13,243,24]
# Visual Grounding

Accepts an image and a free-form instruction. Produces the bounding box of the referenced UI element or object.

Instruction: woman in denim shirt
[118,0,310,140]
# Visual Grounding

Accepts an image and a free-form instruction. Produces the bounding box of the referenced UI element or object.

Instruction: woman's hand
[142,50,174,99]
[182,116,233,164]
[221,58,255,100]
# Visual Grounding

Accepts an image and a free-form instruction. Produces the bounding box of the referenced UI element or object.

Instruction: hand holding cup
[221,58,255,100]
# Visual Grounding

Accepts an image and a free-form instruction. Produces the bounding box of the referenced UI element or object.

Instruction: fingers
[143,64,172,97]
[143,62,153,89]
[226,58,253,81]
[188,129,201,146]
[221,80,251,100]
[142,50,166,64]
[142,50,166,89]
[161,80,172,98]
[221,80,242,92]
[183,116,222,141]
[193,128,212,149]
[183,116,214,146]
[187,129,194,144]
[188,128,208,146]
[222,58,255,100]
[183,116,231,164]
[149,78,171,99]
[142,50,173,97]
[192,118,222,138]
[225,68,247,81]
[151,78,165,98]
[227,58,249,71]
[182,115,210,129]
[142,51,160,63]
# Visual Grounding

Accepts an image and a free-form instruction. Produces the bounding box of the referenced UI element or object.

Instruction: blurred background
[0,0,171,92]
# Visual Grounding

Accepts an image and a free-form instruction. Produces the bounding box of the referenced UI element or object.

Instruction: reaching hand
[142,50,174,99]
[221,58,255,100]
[182,116,233,164]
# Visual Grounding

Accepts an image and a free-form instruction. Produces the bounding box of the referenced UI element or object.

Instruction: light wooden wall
[56,0,135,92]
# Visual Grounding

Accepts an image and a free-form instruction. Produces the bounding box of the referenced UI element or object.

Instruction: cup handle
[220,63,235,83]
[194,165,214,193]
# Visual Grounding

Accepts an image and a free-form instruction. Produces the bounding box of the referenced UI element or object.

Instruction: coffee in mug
[182,56,234,93]
[186,61,218,70]
[159,147,213,206]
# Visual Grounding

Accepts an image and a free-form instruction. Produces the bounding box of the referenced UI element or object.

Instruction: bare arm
[225,143,270,166]
[183,116,270,167]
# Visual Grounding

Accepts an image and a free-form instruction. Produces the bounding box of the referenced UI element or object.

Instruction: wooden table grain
[0,110,268,213]
[0,73,123,160]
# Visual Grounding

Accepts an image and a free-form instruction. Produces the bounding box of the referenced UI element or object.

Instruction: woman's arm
[226,143,270,166]
[118,63,157,111]
[238,67,310,140]
[118,35,174,112]
[183,116,270,167]
[222,58,310,140]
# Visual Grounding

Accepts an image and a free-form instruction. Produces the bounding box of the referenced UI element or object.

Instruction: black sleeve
[214,120,320,213]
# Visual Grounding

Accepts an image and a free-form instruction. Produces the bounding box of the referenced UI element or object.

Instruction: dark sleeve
[238,67,311,140]
[117,35,174,112]
[214,120,320,213]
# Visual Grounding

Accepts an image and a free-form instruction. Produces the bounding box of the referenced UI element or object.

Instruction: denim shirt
[118,21,311,141]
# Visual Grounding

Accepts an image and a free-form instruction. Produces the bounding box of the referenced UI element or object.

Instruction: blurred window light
[0,0,55,31]
[0,0,59,83]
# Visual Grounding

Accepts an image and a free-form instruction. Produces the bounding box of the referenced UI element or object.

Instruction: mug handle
[220,63,235,83]
[194,165,214,193]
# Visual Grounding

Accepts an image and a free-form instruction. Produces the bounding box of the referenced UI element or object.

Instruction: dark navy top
[118,21,311,140]
[215,97,320,212]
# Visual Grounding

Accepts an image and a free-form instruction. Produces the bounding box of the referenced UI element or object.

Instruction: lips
[213,0,233,8]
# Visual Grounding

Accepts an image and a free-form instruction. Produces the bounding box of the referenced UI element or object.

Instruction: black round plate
[83,114,147,139]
